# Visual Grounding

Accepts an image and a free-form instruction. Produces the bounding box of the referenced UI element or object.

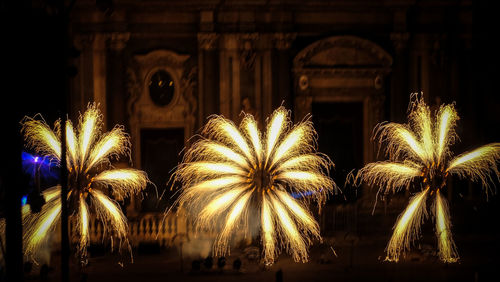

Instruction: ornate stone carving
[73,33,95,51]
[126,68,141,118]
[273,32,297,50]
[294,95,312,121]
[127,49,196,165]
[298,75,309,91]
[197,32,219,50]
[390,32,409,53]
[293,36,392,165]
[293,35,393,68]
[180,66,198,120]
[108,32,130,51]
[430,34,448,68]
[295,68,391,78]
[374,74,384,90]
[238,33,258,70]
[370,93,385,123]
[75,32,130,52]
[135,50,190,71]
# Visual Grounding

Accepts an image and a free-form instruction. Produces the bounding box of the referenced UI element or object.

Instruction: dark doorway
[312,102,363,203]
[140,128,184,212]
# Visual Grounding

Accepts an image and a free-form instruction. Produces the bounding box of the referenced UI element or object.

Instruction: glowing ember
[20,103,149,264]
[173,107,336,264]
[353,93,500,263]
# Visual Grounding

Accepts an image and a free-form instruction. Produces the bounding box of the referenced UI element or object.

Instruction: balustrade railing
[66,210,188,248]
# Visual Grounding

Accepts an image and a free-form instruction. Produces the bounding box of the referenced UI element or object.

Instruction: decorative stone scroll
[198,32,219,50]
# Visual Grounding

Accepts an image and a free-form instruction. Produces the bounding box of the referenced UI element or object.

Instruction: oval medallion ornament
[149,70,175,106]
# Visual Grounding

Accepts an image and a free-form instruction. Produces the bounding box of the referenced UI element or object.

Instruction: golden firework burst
[173,107,336,264]
[20,103,149,264]
[353,93,500,263]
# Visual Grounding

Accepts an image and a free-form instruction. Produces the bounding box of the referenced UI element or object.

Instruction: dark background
[1,0,499,281]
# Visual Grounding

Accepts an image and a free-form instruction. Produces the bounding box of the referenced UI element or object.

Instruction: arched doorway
[293,36,392,234]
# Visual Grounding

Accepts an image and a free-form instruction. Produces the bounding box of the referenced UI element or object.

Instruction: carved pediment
[135,50,190,71]
[293,35,390,166]
[294,36,392,69]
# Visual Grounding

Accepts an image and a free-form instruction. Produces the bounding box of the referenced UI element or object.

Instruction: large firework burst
[353,94,500,263]
[21,104,149,264]
[173,107,336,264]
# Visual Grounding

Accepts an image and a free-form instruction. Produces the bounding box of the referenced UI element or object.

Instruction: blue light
[22,151,47,164]
[22,151,35,162]
[21,151,60,181]
[291,190,315,199]
[21,195,28,206]
[290,189,323,199]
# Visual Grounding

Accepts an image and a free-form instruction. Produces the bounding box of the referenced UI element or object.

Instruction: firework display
[20,104,149,264]
[173,107,336,264]
[353,94,500,263]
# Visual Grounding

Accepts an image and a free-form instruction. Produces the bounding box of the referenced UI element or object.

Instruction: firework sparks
[22,186,62,259]
[353,93,500,263]
[385,188,429,262]
[21,103,148,264]
[433,190,458,263]
[173,107,335,264]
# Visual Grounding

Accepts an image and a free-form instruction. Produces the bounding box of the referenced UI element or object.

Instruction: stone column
[237,33,258,122]
[390,32,410,122]
[72,34,95,120]
[197,32,219,125]
[92,33,109,126]
[106,32,133,216]
[219,34,242,120]
[107,32,130,129]
[273,33,296,110]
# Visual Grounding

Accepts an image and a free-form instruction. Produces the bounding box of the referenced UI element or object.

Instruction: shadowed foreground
[23,233,498,282]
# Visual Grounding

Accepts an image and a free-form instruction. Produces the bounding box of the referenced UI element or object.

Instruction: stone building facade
[66,0,490,243]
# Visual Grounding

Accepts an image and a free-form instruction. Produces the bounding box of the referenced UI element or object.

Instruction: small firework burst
[173,107,336,264]
[20,103,149,264]
[353,93,500,263]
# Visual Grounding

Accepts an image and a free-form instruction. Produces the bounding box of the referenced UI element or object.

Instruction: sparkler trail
[20,103,149,264]
[385,188,428,262]
[434,191,458,263]
[23,186,62,259]
[173,107,336,264]
[353,93,500,262]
